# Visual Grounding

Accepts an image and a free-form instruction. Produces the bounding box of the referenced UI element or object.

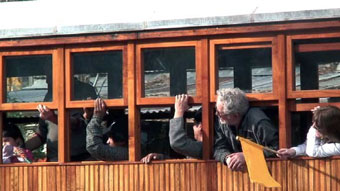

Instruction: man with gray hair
[214,88,278,171]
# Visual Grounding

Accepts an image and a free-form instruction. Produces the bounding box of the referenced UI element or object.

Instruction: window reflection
[72,51,123,100]
[217,47,272,93]
[5,55,52,103]
[295,50,340,90]
[142,47,196,97]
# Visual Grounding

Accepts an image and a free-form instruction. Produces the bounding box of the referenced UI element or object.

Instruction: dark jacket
[213,107,278,163]
[86,115,128,161]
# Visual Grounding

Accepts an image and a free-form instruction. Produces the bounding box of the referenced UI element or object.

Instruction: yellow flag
[237,136,281,188]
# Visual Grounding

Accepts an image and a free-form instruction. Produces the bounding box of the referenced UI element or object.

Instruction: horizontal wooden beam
[296,42,340,52]
[0,21,339,48]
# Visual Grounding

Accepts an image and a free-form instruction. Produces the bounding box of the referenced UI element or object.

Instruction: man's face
[216,100,238,125]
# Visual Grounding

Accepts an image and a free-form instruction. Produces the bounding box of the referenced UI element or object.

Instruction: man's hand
[277,148,296,159]
[225,152,246,171]
[94,98,107,118]
[37,104,57,124]
[140,153,164,164]
[173,94,190,118]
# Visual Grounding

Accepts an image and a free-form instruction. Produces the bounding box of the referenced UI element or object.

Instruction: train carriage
[1,1,340,190]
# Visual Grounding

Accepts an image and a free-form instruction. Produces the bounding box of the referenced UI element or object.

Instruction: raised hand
[174,94,190,118]
[94,98,107,118]
[37,104,57,124]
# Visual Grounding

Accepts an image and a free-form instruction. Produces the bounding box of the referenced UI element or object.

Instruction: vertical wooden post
[0,112,2,164]
[276,35,291,148]
[128,42,141,161]
[0,55,3,163]
[200,39,212,160]
[56,47,69,162]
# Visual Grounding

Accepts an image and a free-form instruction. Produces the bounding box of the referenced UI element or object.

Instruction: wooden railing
[1,158,340,191]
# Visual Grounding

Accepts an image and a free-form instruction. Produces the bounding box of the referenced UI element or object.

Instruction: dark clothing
[37,112,91,162]
[213,107,278,163]
[169,117,202,159]
[36,79,97,162]
[86,115,128,161]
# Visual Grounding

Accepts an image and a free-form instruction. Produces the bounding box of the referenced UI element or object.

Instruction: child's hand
[13,147,25,157]
[277,148,296,159]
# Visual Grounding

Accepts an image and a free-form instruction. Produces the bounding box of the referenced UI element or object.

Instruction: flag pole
[236,136,279,155]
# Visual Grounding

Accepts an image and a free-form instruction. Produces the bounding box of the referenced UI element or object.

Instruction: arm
[86,115,128,161]
[254,119,279,157]
[306,127,340,157]
[213,123,232,163]
[169,117,202,159]
[291,141,307,156]
[86,98,128,161]
[277,142,306,159]
[25,119,48,151]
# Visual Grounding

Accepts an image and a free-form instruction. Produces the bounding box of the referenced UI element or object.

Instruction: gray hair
[216,88,249,116]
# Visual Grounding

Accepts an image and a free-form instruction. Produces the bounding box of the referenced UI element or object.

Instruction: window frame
[0,49,62,110]
[287,33,340,112]
[209,37,278,103]
[136,41,202,106]
[65,45,128,109]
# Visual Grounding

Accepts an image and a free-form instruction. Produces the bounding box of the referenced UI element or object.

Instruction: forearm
[25,135,43,151]
[213,126,231,163]
[86,115,128,161]
[169,118,202,159]
[306,127,340,157]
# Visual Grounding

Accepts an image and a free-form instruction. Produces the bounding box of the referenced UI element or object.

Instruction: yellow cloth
[238,136,281,188]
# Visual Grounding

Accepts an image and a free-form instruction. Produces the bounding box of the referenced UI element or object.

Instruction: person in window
[169,94,203,159]
[277,106,340,158]
[86,98,128,161]
[2,123,33,163]
[214,88,278,171]
[25,78,97,161]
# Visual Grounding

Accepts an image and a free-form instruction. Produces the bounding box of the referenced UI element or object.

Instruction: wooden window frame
[136,41,202,106]
[0,49,62,110]
[209,37,278,103]
[65,45,128,109]
[287,33,340,112]
[0,48,66,162]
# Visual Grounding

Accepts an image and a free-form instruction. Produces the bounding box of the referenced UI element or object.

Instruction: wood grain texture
[0,159,339,191]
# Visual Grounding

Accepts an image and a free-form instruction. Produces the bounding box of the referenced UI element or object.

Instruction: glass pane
[72,51,123,100]
[140,107,174,158]
[4,111,48,163]
[143,47,196,97]
[5,55,52,103]
[217,47,272,93]
[295,50,340,90]
[291,111,313,147]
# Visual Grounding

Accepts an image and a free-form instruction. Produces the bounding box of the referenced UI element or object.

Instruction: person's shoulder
[247,107,267,116]
[245,107,270,121]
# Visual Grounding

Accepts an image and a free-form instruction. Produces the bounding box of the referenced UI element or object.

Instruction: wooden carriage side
[1,9,340,191]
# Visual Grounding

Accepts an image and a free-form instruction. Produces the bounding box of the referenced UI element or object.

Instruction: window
[5,55,52,103]
[217,47,272,93]
[142,47,196,97]
[71,51,123,100]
